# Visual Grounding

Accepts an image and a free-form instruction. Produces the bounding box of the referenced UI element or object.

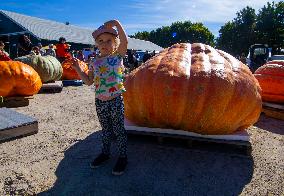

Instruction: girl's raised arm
[104,20,128,57]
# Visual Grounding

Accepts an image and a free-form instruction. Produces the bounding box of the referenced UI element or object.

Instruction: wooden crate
[262,102,284,120]
[0,96,31,108]
[0,108,38,142]
[38,81,63,94]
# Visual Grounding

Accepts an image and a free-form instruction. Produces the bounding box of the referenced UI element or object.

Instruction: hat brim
[92,28,118,40]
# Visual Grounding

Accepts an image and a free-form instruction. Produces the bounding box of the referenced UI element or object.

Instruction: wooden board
[0,108,38,142]
[0,97,31,108]
[62,80,83,87]
[125,119,251,155]
[125,119,249,142]
[262,102,284,120]
[263,102,284,110]
[38,81,63,94]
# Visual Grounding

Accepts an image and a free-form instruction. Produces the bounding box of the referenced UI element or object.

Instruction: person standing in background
[30,46,41,55]
[77,50,85,62]
[17,35,32,57]
[45,44,56,57]
[142,51,151,63]
[127,49,136,71]
[38,43,46,56]
[0,41,11,61]
[56,37,71,63]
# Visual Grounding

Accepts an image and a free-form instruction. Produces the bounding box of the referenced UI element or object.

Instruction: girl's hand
[71,58,80,70]
[104,20,119,29]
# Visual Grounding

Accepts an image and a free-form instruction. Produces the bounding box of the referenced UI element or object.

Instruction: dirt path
[0,85,283,195]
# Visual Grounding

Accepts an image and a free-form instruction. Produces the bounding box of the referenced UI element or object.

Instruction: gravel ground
[0,85,283,196]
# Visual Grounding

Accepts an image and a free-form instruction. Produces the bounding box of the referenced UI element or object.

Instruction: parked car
[135,50,146,62]
[82,48,94,59]
[269,55,284,61]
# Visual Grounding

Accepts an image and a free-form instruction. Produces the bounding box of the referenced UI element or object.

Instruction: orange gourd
[254,60,284,103]
[61,59,88,80]
[0,61,42,97]
[123,43,262,135]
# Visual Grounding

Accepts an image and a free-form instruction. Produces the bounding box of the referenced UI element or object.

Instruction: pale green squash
[15,55,63,83]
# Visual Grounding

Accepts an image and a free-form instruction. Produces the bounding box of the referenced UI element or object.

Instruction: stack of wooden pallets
[262,102,284,120]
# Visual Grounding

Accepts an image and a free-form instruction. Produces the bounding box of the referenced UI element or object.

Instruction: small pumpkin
[61,59,88,80]
[254,60,284,103]
[123,43,262,135]
[0,61,42,97]
[15,55,63,83]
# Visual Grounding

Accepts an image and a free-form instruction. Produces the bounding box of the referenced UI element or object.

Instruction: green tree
[129,31,150,40]
[216,6,257,56]
[256,1,284,54]
[216,22,237,55]
[130,21,214,48]
[234,7,257,54]
[217,1,284,56]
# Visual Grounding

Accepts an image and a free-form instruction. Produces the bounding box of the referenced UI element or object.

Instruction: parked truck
[246,44,271,73]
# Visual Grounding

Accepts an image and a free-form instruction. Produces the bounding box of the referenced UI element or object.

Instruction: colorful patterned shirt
[91,54,126,98]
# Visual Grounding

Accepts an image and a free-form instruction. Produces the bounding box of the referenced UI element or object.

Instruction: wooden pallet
[38,81,63,94]
[125,119,251,156]
[262,102,284,120]
[0,96,32,108]
[0,108,38,142]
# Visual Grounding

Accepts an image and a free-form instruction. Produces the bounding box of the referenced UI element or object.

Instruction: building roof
[0,10,163,51]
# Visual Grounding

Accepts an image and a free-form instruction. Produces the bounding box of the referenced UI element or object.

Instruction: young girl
[71,19,128,175]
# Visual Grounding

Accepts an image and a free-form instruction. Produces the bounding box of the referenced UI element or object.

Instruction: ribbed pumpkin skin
[0,61,42,97]
[123,43,262,135]
[15,55,63,83]
[254,60,284,103]
[61,59,88,80]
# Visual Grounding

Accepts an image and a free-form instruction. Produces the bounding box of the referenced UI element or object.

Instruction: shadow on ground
[40,130,253,196]
[255,114,284,135]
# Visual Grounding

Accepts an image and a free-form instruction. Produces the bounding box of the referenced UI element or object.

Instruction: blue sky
[0,0,281,37]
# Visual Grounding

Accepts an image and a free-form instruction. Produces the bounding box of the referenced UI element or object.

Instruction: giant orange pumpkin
[254,60,284,103]
[123,43,262,135]
[0,61,42,97]
[61,59,88,80]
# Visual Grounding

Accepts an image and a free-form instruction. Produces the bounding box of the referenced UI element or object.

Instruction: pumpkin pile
[0,61,42,97]
[15,55,63,83]
[123,43,262,135]
[61,59,88,80]
[254,60,284,103]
